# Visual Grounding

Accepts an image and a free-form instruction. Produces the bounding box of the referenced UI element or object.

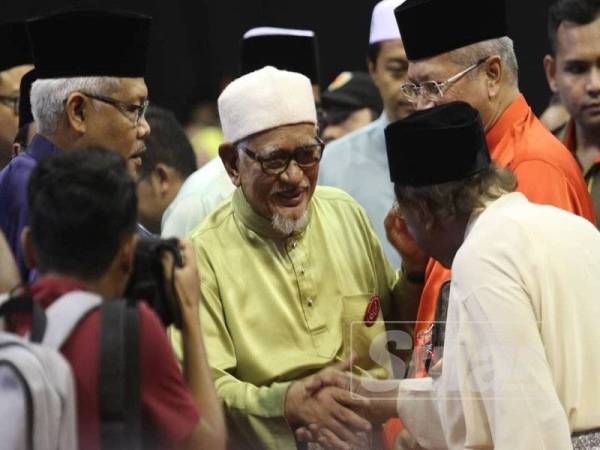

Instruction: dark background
[7,0,554,123]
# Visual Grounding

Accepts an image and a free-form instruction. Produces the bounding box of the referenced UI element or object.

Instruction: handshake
[284,357,401,450]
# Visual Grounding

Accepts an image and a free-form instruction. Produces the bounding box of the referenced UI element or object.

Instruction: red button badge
[364,295,380,327]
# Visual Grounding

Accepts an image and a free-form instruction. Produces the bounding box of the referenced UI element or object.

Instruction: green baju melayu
[173,186,405,449]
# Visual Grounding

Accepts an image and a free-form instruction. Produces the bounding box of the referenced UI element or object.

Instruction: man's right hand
[284,361,373,450]
[162,240,201,329]
[384,207,428,274]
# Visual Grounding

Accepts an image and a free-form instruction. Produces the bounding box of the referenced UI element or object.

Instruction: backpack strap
[41,291,102,349]
[99,298,141,450]
[0,292,48,344]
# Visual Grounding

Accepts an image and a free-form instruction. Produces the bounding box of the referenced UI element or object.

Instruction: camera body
[124,238,184,329]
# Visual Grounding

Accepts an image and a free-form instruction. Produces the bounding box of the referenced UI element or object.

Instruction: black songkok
[241,28,320,85]
[0,22,33,72]
[385,101,491,187]
[394,0,508,60]
[27,9,151,78]
[18,69,36,129]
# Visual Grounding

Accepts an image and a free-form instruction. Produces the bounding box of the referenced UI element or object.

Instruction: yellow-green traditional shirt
[175,186,400,449]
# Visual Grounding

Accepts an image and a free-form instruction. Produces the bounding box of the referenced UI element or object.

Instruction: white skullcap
[369,0,407,44]
[243,27,315,39]
[218,66,317,143]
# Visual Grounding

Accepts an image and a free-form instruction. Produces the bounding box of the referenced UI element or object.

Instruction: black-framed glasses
[240,137,325,176]
[401,57,489,103]
[79,92,149,126]
[0,95,19,115]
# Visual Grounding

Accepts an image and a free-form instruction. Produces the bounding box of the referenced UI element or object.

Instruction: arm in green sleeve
[193,243,298,448]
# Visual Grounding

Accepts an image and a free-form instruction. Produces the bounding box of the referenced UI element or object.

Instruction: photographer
[15,147,225,450]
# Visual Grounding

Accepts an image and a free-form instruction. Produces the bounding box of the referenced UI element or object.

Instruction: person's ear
[367,56,377,77]
[543,54,558,93]
[119,234,138,279]
[64,92,89,134]
[12,142,22,158]
[154,163,172,196]
[21,226,37,270]
[483,55,503,98]
[219,142,241,187]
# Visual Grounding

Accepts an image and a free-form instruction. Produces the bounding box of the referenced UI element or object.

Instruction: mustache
[271,184,309,195]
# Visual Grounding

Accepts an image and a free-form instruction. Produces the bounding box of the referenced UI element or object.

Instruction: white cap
[218,66,317,143]
[369,0,407,44]
[243,27,315,39]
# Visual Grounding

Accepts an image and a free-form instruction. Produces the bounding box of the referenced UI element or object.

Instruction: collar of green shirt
[232,188,312,240]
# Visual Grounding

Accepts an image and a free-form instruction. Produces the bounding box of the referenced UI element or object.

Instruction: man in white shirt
[318,0,414,269]
[300,101,600,450]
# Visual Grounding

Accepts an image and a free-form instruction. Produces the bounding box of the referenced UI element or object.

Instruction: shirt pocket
[341,294,390,378]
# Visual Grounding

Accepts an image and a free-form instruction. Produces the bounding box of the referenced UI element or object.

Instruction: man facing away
[137,106,197,235]
[391,0,596,379]
[14,148,225,450]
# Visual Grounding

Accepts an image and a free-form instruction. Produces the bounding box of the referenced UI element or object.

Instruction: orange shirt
[412,94,596,378]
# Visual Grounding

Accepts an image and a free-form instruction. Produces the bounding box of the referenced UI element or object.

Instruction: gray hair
[30,77,121,135]
[394,165,517,227]
[447,36,519,85]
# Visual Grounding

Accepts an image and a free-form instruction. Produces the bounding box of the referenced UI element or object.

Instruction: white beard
[271,210,309,236]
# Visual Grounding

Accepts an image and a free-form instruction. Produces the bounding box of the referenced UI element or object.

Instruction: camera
[124,237,184,329]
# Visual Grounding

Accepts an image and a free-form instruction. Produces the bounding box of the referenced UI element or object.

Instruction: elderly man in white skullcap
[171,66,407,449]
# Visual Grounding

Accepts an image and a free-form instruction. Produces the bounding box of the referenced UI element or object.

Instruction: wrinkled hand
[285,359,372,450]
[296,423,372,450]
[304,362,398,424]
[384,207,428,274]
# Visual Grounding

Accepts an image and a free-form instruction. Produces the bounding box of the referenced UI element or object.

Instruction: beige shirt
[396,193,600,449]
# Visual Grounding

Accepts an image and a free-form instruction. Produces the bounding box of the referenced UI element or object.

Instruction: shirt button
[292,242,297,249]
[307,298,314,307]
[300,267,305,275]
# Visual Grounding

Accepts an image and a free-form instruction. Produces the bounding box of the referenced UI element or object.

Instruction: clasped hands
[284,358,399,450]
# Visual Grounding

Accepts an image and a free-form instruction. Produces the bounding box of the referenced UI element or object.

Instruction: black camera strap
[99,298,141,450]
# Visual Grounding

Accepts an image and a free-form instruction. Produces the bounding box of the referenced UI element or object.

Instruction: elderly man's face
[236,123,320,227]
[80,77,150,178]
[407,53,493,127]
[0,65,33,168]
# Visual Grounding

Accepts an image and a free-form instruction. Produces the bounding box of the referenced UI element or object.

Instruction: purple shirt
[0,134,59,280]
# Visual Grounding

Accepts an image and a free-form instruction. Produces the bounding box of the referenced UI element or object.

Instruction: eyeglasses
[0,95,19,115]
[79,92,149,126]
[240,138,325,176]
[401,57,489,103]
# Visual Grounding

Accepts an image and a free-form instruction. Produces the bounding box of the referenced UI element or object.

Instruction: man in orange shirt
[380,0,597,447]
[544,0,600,225]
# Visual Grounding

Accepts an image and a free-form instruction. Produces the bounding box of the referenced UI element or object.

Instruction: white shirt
[396,192,600,449]
[161,158,235,239]
[319,114,401,268]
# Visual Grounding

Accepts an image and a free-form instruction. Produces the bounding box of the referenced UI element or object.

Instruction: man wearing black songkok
[0,9,154,279]
[303,102,600,450]
[386,0,597,390]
